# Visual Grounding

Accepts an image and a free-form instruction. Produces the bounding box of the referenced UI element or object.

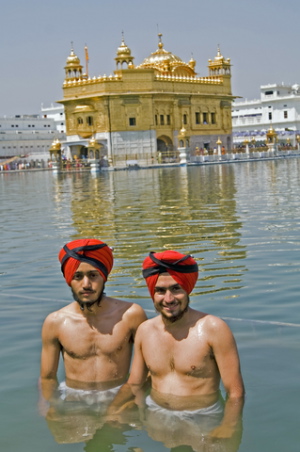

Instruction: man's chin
[161,310,185,323]
[71,288,104,311]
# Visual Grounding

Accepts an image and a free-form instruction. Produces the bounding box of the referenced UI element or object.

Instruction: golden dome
[49,139,61,151]
[116,37,132,58]
[139,33,182,66]
[209,46,231,66]
[65,48,81,67]
[137,33,196,76]
[115,34,135,69]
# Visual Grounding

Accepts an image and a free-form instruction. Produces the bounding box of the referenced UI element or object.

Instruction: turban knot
[142,251,198,298]
[58,239,113,286]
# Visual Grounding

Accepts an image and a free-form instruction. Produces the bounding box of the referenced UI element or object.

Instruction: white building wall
[40,104,66,133]
[0,115,63,160]
[232,83,300,144]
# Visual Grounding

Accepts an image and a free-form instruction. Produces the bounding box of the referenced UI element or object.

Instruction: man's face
[153,273,189,323]
[70,262,104,310]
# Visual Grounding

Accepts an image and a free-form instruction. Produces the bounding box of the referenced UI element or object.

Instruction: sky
[1,0,300,116]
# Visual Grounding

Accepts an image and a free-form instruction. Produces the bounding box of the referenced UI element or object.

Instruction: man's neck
[161,307,191,329]
[75,294,107,316]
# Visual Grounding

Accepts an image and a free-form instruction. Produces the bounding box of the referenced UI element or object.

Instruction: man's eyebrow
[74,270,98,275]
[154,284,181,289]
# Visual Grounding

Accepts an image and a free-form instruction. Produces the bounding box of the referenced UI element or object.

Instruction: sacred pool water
[0,160,299,452]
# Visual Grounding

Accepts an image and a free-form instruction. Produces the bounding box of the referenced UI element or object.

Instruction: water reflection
[51,166,247,301]
[44,392,243,452]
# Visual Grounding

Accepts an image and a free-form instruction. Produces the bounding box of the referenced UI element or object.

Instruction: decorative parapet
[63,74,122,87]
[62,72,222,87]
[155,74,222,84]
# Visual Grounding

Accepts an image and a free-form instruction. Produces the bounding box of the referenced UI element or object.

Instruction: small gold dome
[215,47,224,61]
[66,48,81,67]
[116,37,132,57]
[50,139,61,151]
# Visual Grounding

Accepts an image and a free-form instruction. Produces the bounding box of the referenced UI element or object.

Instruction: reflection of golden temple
[59,34,234,169]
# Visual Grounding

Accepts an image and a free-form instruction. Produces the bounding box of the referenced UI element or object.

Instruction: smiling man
[39,239,147,411]
[109,250,245,439]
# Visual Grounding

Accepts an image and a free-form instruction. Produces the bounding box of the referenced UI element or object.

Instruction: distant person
[39,238,147,413]
[109,250,245,439]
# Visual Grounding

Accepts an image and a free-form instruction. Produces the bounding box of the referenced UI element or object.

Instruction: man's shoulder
[107,297,145,315]
[136,315,159,332]
[195,312,233,339]
[195,312,228,328]
[43,303,76,325]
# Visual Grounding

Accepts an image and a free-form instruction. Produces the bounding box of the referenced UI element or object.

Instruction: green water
[0,160,299,451]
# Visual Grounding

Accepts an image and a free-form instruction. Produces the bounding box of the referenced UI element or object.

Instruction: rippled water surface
[1,160,300,452]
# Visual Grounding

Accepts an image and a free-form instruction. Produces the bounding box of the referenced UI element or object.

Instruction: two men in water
[40,240,244,440]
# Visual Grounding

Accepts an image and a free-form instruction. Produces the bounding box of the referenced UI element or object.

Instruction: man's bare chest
[143,332,215,377]
[59,319,132,359]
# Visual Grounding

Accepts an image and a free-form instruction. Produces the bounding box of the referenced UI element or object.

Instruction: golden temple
[58,34,234,167]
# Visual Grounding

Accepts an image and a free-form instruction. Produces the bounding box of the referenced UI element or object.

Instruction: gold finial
[158,32,163,49]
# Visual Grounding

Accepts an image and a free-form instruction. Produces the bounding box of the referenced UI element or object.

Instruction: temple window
[77,117,83,125]
[195,112,200,124]
[183,114,187,125]
[87,116,94,126]
[155,115,158,125]
[203,112,208,124]
[129,117,136,126]
[160,115,164,125]
[268,112,272,120]
[211,112,216,124]
[166,115,171,125]
[284,111,288,119]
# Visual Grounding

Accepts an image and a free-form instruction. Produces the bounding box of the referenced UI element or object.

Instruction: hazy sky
[1,0,299,116]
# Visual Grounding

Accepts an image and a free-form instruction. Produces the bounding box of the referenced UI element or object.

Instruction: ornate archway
[157,135,176,163]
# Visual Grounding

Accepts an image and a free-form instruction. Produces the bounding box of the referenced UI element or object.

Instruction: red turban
[142,251,198,298]
[58,239,114,286]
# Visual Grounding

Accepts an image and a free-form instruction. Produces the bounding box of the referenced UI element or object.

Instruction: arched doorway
[79,146,88,159]
[157,135,176,163]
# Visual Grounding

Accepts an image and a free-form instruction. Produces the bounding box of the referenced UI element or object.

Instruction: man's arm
[107,323,149,414]
[127,303,148,340]
[39,313,61,401]
[208,317,245,438]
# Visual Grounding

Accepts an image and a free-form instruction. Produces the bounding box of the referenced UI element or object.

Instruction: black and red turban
[58,239,114,286]
[142,251,198,298]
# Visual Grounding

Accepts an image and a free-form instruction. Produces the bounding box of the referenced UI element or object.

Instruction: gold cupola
[208,46,231,76]
[64,46,83,81]
[115,34,135,70]
[137,33,196,77]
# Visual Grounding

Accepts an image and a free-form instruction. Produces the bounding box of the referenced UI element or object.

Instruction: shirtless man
[40,238,147,408]
[109,250,245,440]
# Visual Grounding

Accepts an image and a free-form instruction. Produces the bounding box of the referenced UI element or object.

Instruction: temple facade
[58,34,234,168]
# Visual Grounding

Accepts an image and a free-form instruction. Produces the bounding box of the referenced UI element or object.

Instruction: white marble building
[232,83,300,146]
[0,108,66,162]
